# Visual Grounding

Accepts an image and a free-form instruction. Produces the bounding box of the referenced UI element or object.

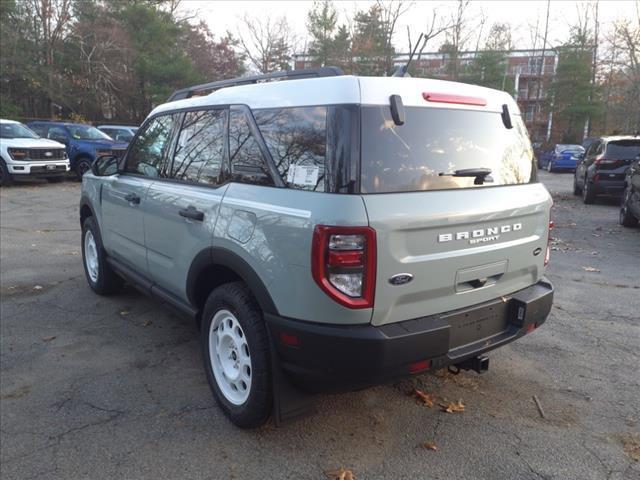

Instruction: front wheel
[583,176,596,204]
[76,158,92,179]
[620,188,638,227]
[81,216,124,294]
[573,174,582,195]
[0,158,13,186]
[201,282,272,428]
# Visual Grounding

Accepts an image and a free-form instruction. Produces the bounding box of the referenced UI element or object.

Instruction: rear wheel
[0,158,13,186]
[582,176,596,204]
[620,188,638,227]
[201,282,272,428]
[81,216,124,294]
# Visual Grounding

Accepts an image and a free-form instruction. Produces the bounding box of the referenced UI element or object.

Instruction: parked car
[620,155,640,227]
[542,144,584,172]
[27,121,128,177]
[79,68,554,428]
[0,119,69,186]
[97,125,139,143]
[574,136,640,204]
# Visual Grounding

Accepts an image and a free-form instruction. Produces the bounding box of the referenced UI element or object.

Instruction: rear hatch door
[358,103,552,327]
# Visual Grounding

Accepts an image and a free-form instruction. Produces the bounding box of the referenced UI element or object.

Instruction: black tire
[582,176,596,204]
[0,158,13,186]
[81,216,124,294]
[75,158,92,179]
[573,174,582,195]
[47,176,65,183]
[620,188,638,227]
[201,282,272,428]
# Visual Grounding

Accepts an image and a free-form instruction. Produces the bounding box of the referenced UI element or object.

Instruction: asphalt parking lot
[1,172,639,480]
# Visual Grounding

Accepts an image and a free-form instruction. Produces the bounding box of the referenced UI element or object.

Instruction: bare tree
[27,0,73,116]
[407,8,451,54]
[376,0,412,73]
[443,0,475,80]
[238,14,295,74]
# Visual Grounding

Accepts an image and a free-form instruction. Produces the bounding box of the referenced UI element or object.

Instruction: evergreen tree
[306,1,338,67]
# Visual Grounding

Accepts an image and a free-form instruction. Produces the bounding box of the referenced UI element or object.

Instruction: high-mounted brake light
[422,92,487,106]
[312,226,376,309]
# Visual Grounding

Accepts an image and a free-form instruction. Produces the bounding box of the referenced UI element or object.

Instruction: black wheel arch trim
[186,247,279,316]
[79,195,98,227]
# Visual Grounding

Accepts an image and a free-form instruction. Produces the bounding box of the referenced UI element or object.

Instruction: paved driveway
[1,172,639,479]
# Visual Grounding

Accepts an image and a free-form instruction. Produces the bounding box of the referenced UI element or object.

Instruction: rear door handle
[179,206,204,221]
[124,193,140,205]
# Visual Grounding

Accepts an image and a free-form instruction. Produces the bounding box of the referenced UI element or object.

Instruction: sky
[178,0,638,54]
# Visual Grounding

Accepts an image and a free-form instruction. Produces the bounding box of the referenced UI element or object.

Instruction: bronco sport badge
[438,223,523,245]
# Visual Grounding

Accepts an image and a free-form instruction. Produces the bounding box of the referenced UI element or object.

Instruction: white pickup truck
[0,119,69,186]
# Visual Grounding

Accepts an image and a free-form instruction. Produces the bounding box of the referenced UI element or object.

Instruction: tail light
[544,220,554,266]
[311,226,376,309]
[594,158,620,168]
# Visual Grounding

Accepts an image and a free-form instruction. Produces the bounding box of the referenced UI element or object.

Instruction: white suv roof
[151,75,520,118]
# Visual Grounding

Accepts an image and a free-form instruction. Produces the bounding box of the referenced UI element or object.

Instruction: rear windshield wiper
[439,168,493,185]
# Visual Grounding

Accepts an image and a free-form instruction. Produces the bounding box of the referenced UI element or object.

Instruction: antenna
[392,32,425,77]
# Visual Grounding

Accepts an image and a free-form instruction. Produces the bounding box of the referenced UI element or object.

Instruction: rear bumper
[266,279,553,393]
[592,179,625,195]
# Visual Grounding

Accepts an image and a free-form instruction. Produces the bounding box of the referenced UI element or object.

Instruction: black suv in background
[620,155,640,227]
[574,136,640,204]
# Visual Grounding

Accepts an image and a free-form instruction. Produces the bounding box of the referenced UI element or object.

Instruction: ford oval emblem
[389,273,414,286]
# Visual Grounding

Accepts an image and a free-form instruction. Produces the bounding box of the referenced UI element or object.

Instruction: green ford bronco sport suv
[80,67,554,428]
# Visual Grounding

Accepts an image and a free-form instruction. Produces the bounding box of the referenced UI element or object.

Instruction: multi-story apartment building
[293,49,559,143]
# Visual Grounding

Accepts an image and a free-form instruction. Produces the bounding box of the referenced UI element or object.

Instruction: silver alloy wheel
[208,309,252,405]
[84,230,99,283]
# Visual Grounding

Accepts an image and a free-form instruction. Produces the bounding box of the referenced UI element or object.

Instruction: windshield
[606,140,640,159]
[0,122,39,139]
[360,106,535,193]
[68,125,112,140]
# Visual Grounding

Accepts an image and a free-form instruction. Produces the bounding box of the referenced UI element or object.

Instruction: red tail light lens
[594,158,620,168]
[544,220,554,266]
[311,226,376,309]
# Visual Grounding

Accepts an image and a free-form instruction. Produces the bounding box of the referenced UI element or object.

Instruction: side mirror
[91,155,119,176]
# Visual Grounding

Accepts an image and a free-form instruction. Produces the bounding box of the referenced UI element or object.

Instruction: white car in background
[0,119,70,186]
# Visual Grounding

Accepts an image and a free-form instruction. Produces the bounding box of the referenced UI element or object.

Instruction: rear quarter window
[360,106,535,193]
[254,107,327,192]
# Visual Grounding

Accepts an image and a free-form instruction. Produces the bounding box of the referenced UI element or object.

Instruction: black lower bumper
[266,279,553,393]
[593,179,625,195]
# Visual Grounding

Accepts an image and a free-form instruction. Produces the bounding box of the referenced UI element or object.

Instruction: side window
[30,124,46,136]
[596,142,605,155]
[173,109,227,186]
[253,107,327,191]
[125,114,177,178]
[229,106,274,186]
[47,126,68,141]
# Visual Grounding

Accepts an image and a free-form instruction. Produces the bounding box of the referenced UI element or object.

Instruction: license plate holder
[444,300,508,349]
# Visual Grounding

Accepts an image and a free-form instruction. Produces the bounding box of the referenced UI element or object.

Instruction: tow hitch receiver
[456,355,489,374]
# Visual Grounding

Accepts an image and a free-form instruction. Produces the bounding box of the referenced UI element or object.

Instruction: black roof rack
[167,66,344,103]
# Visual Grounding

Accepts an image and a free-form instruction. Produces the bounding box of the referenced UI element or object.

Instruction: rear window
[605,140,640,159]
[360,106,535,193]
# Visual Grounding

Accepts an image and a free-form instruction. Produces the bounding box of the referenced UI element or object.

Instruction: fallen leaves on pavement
[33,285,43,291]
[422,442,438,451]
[582,266,601,273]
[42,335,56,342]
[440,400,465,413]
[142,320,153,327]
[414,389,434,408]
[325,468,355,480]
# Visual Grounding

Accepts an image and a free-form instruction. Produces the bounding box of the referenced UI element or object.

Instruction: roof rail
[167,66,344,103]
